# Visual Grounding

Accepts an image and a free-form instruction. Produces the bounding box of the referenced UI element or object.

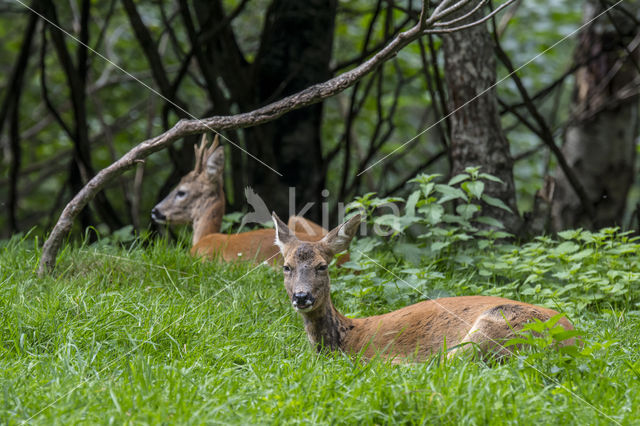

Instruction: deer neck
[192,184,225,246]
[300,298,355,352]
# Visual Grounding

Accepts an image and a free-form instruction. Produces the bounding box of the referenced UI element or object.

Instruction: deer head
[152,134,225,243]
[272,212,361,313]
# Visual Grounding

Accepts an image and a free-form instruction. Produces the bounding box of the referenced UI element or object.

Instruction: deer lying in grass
[151,134,326,264]
[272,213,577,362]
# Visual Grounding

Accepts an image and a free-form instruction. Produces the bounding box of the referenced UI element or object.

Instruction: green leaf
[374,214,411,233]
[568,248,593,261]
[435,184,468,203]
[544,313,565,329]
[481,194,513,213]
[405,190,421,218]
[409,173,442,185]
[478,173,505,184]
[464,166,480,179]
[550,242,580,256]
[475,216,505,229]
[557,229,582,240]
[456,204,480,220]
[420,182,436,198]
[462,181,484,199]
[552,330,583,342]
[448,173,470,186]
[431,241,450,251]
[418,203,444,224]
[393,243,425,265]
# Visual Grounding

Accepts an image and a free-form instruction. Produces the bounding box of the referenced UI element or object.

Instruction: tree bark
[441,7,520,231]
[2,7,38,234]
[190,0,248,208]
[551,0,640,231]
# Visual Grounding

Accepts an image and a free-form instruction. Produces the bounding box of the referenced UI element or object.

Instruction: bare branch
[434,0,487,27]
[425,0,516,33]
[493,35,596,220]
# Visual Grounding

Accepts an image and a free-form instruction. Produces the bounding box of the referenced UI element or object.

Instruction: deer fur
[151,134,328,264]
[273,213,576,362]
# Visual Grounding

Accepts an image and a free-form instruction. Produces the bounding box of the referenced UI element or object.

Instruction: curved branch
[38,0,500,275]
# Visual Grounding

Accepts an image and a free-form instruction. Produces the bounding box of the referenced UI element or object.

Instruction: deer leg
[448,304,549,361]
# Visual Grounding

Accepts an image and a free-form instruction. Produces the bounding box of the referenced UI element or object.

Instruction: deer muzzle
[151,207,166,224]
[292,291,315,311]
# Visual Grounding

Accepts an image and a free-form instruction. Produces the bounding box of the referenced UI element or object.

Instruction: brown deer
[272,213,577,362]
[151,134,328,264]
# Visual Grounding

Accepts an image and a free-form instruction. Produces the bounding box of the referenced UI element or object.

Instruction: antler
[203,134,220,169]
[193,133,220,174]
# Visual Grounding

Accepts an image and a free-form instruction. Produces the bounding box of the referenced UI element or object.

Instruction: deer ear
[272,212,296,254]
[321,214,362,255]
[206,144,224,183]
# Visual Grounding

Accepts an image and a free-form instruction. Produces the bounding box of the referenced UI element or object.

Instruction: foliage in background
[1,216,639,423]
[3,0,624,239]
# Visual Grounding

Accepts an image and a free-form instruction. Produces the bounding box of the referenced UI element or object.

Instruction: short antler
[193,134,209,174]
[204,134,220,167]
[193,133,220,174]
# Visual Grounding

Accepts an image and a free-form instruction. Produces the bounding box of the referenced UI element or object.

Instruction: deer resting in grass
[151,134,327,264]
[272,213,577,362]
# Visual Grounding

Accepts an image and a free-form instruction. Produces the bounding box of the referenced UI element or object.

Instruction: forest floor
[1,235,639,425]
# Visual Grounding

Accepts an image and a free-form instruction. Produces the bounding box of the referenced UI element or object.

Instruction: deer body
[192,227,326,264]
[273,213,576,362]
[151,134,327,264]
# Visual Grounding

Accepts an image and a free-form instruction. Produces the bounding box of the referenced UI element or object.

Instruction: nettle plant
[337,168,640,316]
[475,228,640,313]
[347,167,512,256]
[334,168,514,311]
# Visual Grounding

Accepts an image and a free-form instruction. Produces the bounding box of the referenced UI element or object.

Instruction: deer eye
[176,190,187,198]
[283,265,291,273]
[316,264,328,272]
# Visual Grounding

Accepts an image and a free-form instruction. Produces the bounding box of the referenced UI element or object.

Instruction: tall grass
[0,235,638,425]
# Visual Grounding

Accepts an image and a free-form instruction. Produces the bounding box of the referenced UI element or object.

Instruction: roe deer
[272,213,577,362]
[151,134,327,264]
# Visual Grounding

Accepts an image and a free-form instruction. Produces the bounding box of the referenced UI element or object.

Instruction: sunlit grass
[0,236,638,424]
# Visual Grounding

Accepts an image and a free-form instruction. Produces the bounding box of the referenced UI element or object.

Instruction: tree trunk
[192,0,250,209]
[551,1,640,231]
[441,7,520,232]
[245,0,337,221]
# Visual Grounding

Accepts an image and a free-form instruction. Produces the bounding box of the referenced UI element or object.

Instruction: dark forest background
[0,0,639,239]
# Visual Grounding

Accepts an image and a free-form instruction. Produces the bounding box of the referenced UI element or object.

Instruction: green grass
[1,235,639,425]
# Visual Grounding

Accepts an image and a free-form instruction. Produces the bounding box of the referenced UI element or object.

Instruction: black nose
[292,292,315,309]
[151,207,166,222]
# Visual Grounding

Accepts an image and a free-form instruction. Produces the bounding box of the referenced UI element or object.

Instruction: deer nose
[292,292,315,310]
[151,207,166,223]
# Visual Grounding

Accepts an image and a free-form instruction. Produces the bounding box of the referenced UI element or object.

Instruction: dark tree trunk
[1,8,38,233]
[245,0,337,221]
[192,0,250,209]
[441,7,520,232]
[43,0,123,231]
[551,1,640,231]
[123,0,201,210]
